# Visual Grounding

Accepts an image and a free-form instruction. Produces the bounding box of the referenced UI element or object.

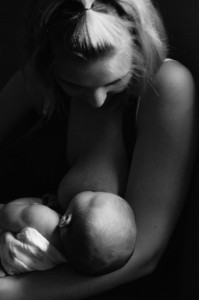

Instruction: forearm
[0,238,155,300]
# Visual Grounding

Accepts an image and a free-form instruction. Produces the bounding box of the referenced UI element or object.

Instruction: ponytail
[24,0,168,90]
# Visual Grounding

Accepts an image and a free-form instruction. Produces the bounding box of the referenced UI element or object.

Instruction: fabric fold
[0,227,67,275]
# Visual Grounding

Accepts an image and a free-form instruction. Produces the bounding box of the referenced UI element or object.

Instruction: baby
[0,191,136,277]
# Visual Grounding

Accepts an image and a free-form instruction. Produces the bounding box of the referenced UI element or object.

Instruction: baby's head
[59,191,136,275]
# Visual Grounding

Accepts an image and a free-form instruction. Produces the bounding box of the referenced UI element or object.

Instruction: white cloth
[0,227,67,275]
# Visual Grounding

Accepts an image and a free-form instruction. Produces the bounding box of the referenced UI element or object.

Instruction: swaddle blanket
[0,227,67,275]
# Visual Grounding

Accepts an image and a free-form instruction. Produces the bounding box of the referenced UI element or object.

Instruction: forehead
[53,42,132,87]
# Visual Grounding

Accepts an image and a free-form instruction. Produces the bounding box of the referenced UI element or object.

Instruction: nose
[87,88,107,108]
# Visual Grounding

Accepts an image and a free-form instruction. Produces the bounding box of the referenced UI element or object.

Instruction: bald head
[61,191,136,275]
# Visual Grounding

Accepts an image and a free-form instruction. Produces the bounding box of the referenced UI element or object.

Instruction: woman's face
[53,43,133,108]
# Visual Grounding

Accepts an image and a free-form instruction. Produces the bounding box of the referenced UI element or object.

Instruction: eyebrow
[56,72,130,88]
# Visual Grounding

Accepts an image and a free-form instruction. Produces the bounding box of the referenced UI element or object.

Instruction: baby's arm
[0,197,44,232]
[0,200,35,232]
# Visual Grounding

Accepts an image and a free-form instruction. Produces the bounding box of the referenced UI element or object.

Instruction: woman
[0,0,197,299]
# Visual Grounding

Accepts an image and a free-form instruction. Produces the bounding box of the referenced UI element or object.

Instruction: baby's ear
[59,214,72,227]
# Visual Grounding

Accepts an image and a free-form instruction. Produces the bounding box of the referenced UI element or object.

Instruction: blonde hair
[25,0,168,91]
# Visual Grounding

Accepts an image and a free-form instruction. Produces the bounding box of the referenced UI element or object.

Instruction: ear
[59,213,72,227]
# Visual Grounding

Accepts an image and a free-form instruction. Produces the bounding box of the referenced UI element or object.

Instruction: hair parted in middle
[25,0,168,90]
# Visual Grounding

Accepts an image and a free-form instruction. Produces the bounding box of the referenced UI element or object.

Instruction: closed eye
[58,78,82,89]
[56,73,130,89]
[104,78,121,87]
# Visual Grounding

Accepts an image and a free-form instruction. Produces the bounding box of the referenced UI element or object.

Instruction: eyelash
[57,73,132,93]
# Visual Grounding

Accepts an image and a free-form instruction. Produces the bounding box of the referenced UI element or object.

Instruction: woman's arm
[0,60,197,299]
[0,249,159,300]
[124,60,197,269]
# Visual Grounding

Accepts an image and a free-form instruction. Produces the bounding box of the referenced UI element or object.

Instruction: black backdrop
[0,1,199,299]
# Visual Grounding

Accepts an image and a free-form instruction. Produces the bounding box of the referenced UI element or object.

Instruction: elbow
[136,258,158,279]
[144,255,160,276]
[133,250,163,280]
[145,243,167,275]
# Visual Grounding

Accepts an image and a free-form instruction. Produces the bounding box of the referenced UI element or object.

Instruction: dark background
[0,1,199,299]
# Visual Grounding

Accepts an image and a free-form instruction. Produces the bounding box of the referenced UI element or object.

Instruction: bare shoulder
[138,60,196,126]
[153,59,196,107]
